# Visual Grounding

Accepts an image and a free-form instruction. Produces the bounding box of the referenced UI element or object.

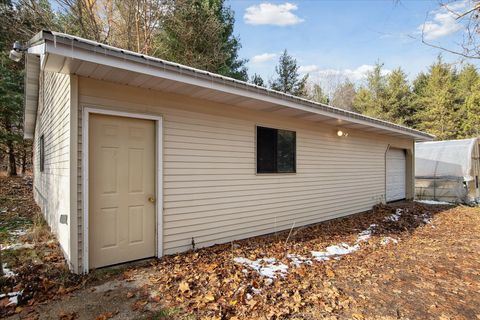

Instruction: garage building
[23,31,433,273]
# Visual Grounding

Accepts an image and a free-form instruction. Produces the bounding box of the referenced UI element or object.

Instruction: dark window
[476,176,479,189]
[39,135,45,172]
[256,126,296,173]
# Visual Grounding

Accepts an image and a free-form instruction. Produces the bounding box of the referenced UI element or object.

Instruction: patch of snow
[287,254,312,267]
[356,224,377,243]
[0,291,22,306]
[237,206,413,279]
[251,287,262,295]
[381,237,399,245]
[385,208,402,222]
[420,213,432,224]
[234,257,288,279]
[415,200,451,205]
[2,264,17,277]
[2,243,34,250]
[311,253,330,261]
[311,243,360,261]
[10,229,27,236]
[326,243,360,255]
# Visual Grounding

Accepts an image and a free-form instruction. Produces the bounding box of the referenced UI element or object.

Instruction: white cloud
[443,0,468,11]
[244,2,304,26]
[418,1,466,40]
[299,64,391,83]
[298,65,319,73]
[251,53,277,63]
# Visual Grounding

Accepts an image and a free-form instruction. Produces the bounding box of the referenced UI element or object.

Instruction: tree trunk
[21,144,26,175]
[6,139,17,176]
[5,120,17,176]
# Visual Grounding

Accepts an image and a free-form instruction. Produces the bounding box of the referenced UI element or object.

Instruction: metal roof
[25,30,434,141]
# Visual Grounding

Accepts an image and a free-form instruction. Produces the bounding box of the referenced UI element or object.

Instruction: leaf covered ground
[1,176,479,319]
[0,176,84,317]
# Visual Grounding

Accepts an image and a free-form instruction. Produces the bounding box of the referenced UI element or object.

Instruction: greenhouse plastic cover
[415,138,477,181]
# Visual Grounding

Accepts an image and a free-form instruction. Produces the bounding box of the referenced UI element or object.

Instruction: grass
[146,307,196,320]
[89,265,130,282]
[151,308,181,319]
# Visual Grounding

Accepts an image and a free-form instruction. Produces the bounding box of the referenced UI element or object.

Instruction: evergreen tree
[414,57,460,140]
[457,64,479,97]
[251,73,265,87]
[457,64,480,137]
[385,68,413,126]
[462,82,480,137]
[0,0,56,175]
[409,72,430,129]
[353,63,387,118]
[456,64,479,135]
[159,0,248,81]
[0,52,23,176]
[412,72,429,95]
[270,50,308,97]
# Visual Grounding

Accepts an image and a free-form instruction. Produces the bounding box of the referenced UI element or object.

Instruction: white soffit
[24,54,40,139]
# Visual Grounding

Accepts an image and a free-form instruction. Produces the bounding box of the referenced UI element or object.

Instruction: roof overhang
[24,30,434,142]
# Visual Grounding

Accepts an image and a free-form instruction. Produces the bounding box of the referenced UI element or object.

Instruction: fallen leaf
[326,268,335,278]
[178,281,190,293]
[293,291,302,304]
[59,311,78,320]
[204,293,215,302]
[95,312,115,320]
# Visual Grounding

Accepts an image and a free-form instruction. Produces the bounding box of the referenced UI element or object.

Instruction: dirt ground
[1,176,480,319]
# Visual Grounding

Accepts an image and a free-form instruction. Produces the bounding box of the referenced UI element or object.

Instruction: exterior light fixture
[9,41,26,62]
[337,130,349,137]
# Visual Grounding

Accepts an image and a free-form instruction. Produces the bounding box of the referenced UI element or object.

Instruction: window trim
[255,125,297,175]
[39,134,45,172]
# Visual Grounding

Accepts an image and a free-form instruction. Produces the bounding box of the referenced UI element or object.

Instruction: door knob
[148,196,156,203]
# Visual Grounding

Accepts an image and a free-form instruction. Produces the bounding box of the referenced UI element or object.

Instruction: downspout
[384,144,391,204]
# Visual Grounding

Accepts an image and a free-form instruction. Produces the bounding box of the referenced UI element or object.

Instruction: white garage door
[386,148,406,202]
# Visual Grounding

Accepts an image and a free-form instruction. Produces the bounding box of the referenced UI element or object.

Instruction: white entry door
[386,148,406,202]
[89,114,156,269]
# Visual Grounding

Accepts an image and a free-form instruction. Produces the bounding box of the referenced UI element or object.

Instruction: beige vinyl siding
[77,77,413,270]
[33,71,72,263]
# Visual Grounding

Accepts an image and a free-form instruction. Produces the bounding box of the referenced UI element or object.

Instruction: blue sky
[228,0,480,87]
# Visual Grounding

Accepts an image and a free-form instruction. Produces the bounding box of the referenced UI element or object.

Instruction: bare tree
[331,80,356,111]
[421,1,480,59]
[53,0,165,55]
[114,0,166,55]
